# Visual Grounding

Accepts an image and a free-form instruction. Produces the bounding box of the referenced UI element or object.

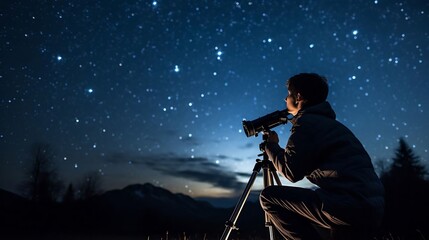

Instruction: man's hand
[264,130,279,144]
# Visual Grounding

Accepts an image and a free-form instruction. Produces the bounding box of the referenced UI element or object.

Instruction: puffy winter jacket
[264,101,384,226]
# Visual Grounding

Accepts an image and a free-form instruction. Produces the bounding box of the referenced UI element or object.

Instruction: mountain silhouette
[90,183,227,235]
[0,183,267,238]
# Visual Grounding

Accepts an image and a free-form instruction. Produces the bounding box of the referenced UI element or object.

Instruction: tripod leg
[262,161,277,240]
[269,161,282,186]
[262,163,273,225]
[220,160,262,240]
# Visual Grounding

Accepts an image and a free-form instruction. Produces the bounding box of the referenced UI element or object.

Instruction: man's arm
[264,125,317,182]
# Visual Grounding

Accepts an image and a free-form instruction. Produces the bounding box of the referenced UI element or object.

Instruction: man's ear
[296,93,303,101]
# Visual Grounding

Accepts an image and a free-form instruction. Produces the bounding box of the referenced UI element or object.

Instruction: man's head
[285,73,328,115]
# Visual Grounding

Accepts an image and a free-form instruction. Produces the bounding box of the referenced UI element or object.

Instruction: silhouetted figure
[260,73,384,240]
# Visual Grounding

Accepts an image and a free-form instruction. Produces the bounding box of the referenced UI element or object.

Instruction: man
[260,73,384,240]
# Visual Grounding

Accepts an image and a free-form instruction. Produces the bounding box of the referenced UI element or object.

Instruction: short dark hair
[287,73,328,106]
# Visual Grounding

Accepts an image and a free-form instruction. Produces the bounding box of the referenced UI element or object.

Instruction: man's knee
[260,185,277,198]
[259,185,278,210]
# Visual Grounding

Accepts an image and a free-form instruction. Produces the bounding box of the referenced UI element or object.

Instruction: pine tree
[388,138,427,182]
[380,138,429,238]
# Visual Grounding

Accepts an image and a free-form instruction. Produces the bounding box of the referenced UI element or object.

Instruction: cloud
[146,155,246,191]
[215,154,243,162]
[242,142,255,149]
[104,152,146,165]
[104,152,246,191]
[236,172,255,178]
[165,169,244,190]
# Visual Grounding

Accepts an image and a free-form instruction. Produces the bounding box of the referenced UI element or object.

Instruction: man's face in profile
[285,90,299,116]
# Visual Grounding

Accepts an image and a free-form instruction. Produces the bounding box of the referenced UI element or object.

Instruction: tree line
[19,143,103,203]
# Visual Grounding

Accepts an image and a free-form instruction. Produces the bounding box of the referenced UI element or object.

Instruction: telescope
[222,109,290,240]
[242,109,291,137]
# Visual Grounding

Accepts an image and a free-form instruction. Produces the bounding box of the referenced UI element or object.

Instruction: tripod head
[259,135,268,153]
[258,130,278,153]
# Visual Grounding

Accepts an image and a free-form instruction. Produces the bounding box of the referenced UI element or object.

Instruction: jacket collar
[291,101,336,125]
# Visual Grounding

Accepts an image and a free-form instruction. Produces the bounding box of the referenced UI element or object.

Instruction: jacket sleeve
[264,121,318,183]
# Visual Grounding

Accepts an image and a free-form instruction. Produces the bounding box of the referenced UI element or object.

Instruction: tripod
[220,135,282,240]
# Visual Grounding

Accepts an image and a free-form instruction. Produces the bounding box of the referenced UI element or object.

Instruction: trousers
[259,185,374,240]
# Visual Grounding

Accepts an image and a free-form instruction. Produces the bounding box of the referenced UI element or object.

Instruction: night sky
[1,1,428,200]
